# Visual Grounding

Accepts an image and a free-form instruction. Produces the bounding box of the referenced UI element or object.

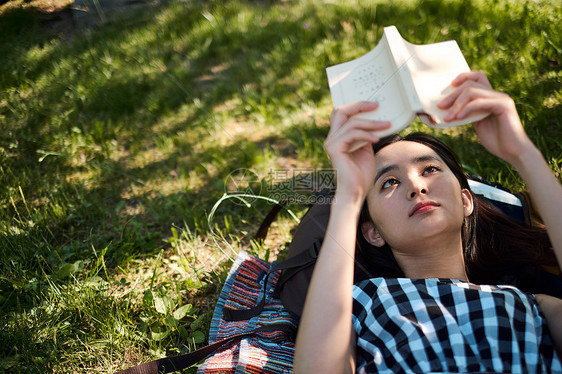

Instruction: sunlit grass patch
[0,0,560,371]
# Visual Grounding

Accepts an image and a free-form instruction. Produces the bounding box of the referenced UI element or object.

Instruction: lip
[409,201,440,217]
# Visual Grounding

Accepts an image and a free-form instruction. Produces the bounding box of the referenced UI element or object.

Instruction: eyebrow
[374,154,442,184]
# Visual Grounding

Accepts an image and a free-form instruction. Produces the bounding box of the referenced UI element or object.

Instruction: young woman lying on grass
[293,71,562,373]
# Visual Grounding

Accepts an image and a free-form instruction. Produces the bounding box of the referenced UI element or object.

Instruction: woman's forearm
[536,293,562,358]
[511,144,562,267]
[293,196,361,374]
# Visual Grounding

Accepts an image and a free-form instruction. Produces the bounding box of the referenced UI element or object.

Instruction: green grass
[0,0,561,372]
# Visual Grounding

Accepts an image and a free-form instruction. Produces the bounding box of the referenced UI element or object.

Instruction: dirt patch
[0,0,160,35]
[0,0,73,13]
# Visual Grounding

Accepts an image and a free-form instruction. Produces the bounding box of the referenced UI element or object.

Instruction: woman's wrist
[509,142,543,177]
[332,188,366,213]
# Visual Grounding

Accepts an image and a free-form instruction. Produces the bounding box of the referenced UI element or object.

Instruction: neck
[391,236,468,281]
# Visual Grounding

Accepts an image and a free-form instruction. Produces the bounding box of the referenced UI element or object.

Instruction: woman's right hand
[324,101,390,204]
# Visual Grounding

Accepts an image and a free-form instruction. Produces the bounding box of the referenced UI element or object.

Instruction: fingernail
[451,77,463,87]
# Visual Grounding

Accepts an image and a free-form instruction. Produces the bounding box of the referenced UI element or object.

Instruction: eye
[381,178,399,189]
[423,165,441,175]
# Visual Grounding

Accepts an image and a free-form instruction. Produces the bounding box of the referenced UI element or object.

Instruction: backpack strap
[115,323,297,374]
[222,246,319,321]
[272,241,321,297]
[255,202,285,241]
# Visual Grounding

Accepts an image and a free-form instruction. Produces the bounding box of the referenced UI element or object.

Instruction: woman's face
[365,140,473,252]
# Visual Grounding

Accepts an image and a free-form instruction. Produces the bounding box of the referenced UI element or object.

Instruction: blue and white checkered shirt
[352,278,561,373]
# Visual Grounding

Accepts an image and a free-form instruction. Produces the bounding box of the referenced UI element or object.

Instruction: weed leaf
[173,304,193,320]
[150,329,170,342]
[191,330,206,344]
[164,315,178,328]
[154,295,174,315]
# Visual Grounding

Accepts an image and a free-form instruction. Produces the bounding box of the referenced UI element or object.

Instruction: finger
[437,89,461,110]
[330,120,392,145]
[330,101,378,129]
[454,93,512,120]
[324,125,388,153]
[330,102,378,133]
[442,85,497,121]
[447,91,510,122]
[452,98,497,121]
[338,101,379,116]
[332,116,391,134]
[451,70,491,88]
[331,128,383,153]
[325,125,389,154]
[438,78,492,110]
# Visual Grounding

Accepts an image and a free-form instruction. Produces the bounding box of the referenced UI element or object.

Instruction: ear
[361,221,386,247]
[461,188,474,217]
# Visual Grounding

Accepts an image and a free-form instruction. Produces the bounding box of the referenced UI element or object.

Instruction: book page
[384,26,423,114]
[326,35,414,136]
[403,40,487,127]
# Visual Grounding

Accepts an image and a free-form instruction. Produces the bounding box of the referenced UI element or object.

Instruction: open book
[326,26,487,148]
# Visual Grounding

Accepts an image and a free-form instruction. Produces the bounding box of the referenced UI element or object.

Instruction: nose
[407,177,427,199]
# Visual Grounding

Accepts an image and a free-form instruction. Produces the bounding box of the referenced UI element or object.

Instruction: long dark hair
[355,133,556,292]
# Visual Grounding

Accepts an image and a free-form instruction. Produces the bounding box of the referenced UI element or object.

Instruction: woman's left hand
[437,71,534,168]
[440,71,562,272]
